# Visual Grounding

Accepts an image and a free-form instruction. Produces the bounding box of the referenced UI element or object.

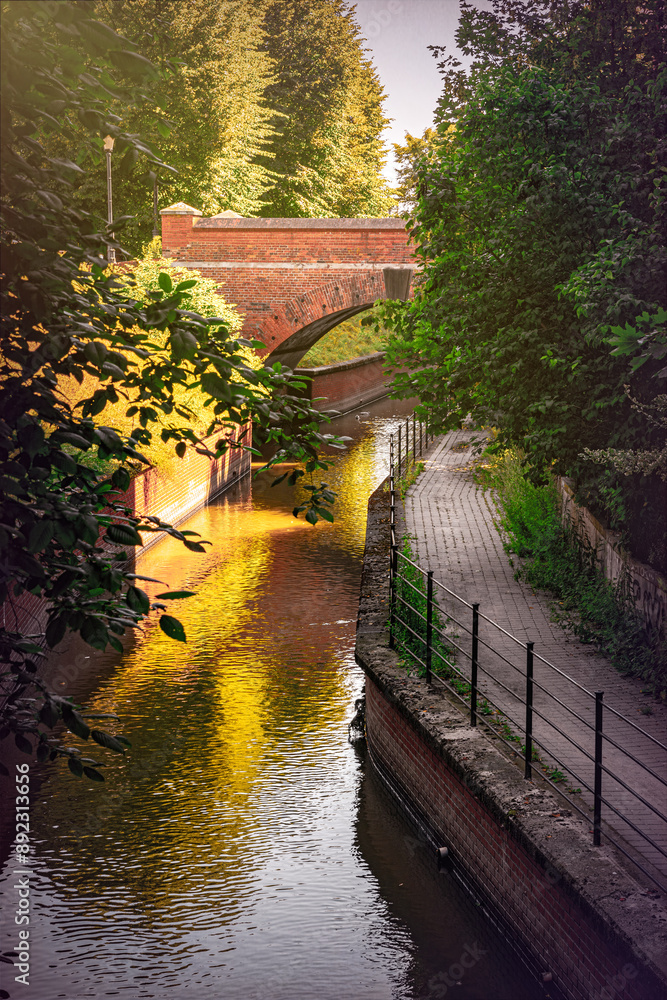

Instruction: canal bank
[355,477,667,1000]
[0,399,549,1000]
[295,351,393,416]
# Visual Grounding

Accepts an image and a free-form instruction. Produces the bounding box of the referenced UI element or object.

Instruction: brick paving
[402,429,667,890]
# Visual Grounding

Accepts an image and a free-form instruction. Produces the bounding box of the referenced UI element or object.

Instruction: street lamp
[152,176,159,238]
[103,135,115,264]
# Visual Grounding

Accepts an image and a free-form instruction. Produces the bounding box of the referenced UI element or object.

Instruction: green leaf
[126,585,150,614]
[68,757,83,778]
[201,371,232,401]
[61,704,90,740]
[45,615,67,649]
[159,615,187,642]
[106,523,143,546]
[17,423,45,457]
[90,729,128,754]
[39,701,60,728]
[108,48,160,81]
[83,766,105,782]
[154,591,196,600]
[80,617,110,651]
[158,272,173,294]
[28,520,54,553]
[15,733,32,754]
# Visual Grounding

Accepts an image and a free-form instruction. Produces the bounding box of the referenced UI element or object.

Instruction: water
[0,399,544,999]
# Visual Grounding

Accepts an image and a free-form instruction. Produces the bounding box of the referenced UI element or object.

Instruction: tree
[39,0,276,254]
[382,0,667,569]
[392,127,439,215]
[0,0,342,778]
[257,0,393,217]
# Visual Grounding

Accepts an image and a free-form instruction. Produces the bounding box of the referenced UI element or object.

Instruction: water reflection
[0,399,543,999]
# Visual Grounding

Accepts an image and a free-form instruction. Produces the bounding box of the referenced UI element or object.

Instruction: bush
[479,451,667,698]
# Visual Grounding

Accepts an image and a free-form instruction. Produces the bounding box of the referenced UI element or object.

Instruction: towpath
[402,429,667,891]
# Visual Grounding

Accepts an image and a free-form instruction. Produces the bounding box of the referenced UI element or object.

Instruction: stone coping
[193,217,408,230]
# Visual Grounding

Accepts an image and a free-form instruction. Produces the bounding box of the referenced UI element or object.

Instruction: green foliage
[45,0,276,254]
[383,0,667,571]
[478,450,667,698]
[39,0,394,252]
[258,0,393,217]
[299,310,388,367]
[0,0,346,778]
[392,127,440,215]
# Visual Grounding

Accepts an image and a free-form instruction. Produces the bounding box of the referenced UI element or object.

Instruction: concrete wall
[356,483,667,1000]
[557,477,667,636]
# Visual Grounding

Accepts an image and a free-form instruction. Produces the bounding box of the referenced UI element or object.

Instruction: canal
[0,398,545,1000]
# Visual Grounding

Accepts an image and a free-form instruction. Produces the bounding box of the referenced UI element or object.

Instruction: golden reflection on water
[5,406,545,1000]
[23,418,398,988]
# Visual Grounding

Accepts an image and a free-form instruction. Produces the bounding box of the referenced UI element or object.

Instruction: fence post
[405,418,410,464]
[412,413,416,462]
[419,420,423,457]
[425,571,433,685]
[389,543,398,649]
[594,691,604,846]
[524,641,534,779]
[397,424,402,481]
[470,603,479,726]
[390,461,395,537]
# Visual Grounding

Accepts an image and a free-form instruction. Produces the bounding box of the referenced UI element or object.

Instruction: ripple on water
[1,407,545,1000]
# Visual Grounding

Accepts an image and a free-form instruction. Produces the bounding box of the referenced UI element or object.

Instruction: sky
[352,0,493,184]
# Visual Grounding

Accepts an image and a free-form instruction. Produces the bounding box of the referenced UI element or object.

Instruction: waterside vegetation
[477,449,667,699]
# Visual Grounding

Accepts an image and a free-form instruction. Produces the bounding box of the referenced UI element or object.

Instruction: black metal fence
[388,435,667,894]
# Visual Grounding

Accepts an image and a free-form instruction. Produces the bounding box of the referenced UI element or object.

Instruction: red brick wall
[365,676,654,1000]
[1,426,251,639]
[296,353,390,413]
[112,423,250,551]
[161,210,415,356]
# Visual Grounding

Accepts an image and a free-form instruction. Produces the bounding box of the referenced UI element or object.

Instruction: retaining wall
[355,483,667,1000]
[1,427,251,639]
[557,477,667,636]
[295,352,391,414]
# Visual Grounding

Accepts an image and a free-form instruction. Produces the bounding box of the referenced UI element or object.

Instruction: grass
[476,448,667,700]
[298,311,387,367]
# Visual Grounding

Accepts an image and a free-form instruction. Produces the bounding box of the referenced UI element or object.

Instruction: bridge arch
[160,205,415,369]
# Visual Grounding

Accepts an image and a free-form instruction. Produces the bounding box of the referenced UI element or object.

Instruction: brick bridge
[160,203,415,369]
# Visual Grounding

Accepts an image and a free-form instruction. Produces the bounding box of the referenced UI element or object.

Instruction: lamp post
[103,135,115,264]
[152,176,160,238]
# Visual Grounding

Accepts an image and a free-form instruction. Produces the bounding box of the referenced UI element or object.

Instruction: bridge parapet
[161,204,415,367]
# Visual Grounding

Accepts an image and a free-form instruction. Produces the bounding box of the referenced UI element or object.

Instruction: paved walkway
[402,430,667,891]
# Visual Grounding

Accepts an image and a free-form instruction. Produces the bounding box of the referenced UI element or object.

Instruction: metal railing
[392,412,435,482]
[387,441,667,893]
